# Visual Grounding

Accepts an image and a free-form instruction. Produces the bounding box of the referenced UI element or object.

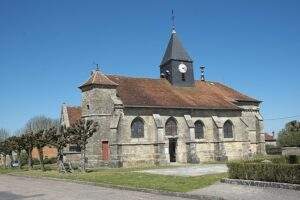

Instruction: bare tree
[68,119,98,172]
[0,128,9,141]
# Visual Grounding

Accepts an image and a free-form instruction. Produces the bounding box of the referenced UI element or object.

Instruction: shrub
[227,162,300,184]
[266,145,282,155]
[19,151,28,166]
[32,158,40,165]
[43,157,57,165]
[243,155,287,164]
[32,157,57,165]
[287,155,298,164]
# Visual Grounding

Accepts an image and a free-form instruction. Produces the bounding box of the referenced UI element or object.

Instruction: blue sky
[0,0,299,134]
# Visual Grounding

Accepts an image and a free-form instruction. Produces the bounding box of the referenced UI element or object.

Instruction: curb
[7,174,225,200]
[221,178,300,191]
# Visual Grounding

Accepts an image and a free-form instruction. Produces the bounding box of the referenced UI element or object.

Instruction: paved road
[0,175,189,200]
[189,182,300,200]
[141,164,227,176]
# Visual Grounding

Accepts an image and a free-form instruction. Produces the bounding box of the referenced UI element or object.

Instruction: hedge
[227,162,300,184]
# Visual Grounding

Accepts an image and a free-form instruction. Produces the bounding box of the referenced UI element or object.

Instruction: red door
[102,141,109,161]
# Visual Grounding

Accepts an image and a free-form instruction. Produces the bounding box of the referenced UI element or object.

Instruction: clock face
[178,63,187,73]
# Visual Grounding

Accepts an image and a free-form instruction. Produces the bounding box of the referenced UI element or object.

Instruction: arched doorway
[165,117,178,162]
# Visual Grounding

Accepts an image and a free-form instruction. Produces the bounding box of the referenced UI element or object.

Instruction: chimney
[200,65,205,81]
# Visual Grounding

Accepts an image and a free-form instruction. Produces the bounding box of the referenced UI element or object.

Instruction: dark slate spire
[160,30,193,66]
[159,28,195,87]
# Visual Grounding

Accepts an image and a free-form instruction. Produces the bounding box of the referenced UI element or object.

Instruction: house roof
[66,106,82,125]
[107,75,260,109]
[160,31,192,65]
[79,69,118,89]
[265,133,276,141]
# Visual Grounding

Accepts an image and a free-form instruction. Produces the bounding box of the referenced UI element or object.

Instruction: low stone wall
[221,178,300,190]
[64,152,81,167]
[282,147,300,156]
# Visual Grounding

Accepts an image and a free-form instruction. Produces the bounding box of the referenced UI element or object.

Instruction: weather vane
[93,61,99,71]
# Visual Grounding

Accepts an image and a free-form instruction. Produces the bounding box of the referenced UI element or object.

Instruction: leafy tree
[34,130,49,171]
[0,128,10,168]
[25,116,57,171]
[277,120,300,147]
[21,131,35,169]
[48,125,71,172]
[6,136,24,168]
[68,119,98,172]
[0,140,11,168]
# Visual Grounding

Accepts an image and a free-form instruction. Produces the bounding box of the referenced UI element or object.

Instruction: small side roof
[66,106,82,125]
[79,69,118,90]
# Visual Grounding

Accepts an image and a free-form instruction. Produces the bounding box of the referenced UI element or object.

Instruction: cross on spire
[200,65,206,81]
[171,9,176,33]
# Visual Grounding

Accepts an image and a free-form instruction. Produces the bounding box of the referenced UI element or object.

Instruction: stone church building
[61,28,266,167]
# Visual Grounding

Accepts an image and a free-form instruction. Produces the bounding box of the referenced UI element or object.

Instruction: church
[60,27,266,167]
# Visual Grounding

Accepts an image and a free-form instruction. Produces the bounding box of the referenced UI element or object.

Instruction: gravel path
[0,175,190,200]
[188,182,300,200]
[140,164,227,176]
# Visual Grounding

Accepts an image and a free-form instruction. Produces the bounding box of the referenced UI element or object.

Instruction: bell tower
[160,27,195,87]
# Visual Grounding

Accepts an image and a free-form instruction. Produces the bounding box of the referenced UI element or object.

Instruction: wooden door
[102,141,109,161]
[169,138,177,162]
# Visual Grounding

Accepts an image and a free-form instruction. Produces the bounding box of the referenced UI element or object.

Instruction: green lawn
[0,167,20,174]
[3,166,227,192]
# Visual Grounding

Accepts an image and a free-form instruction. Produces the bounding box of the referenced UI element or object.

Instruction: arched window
[194,120,204,139]
[131,117,144,138]
[165,117,177,136]
[223,120,233,138]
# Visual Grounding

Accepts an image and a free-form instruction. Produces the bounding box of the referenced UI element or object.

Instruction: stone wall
[79,86,265,167]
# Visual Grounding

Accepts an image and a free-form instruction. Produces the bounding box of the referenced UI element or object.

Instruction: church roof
[66,106,81,125]
[79,69,118,89]
[107,75,260,110]
[160,31,192,66]
[265,133,276,141]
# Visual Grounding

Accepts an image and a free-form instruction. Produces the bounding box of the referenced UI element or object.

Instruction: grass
[0,167,21,174]
[3,165,227,192]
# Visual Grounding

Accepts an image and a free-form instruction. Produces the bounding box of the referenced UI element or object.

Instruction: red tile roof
[107,75,260,109]
[66,106,82,125]
[79,70,118,89]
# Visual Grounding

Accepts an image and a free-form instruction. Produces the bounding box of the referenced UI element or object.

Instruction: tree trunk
[17,150,21,169]
[3,155,6,169]
[38,148,45,171]
[80,147,86,172]
[57,149,65,173]
[27,149,33,170]
[9,153,13,168]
